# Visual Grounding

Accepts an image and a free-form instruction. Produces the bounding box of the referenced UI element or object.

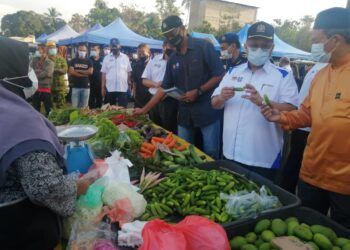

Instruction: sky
[0,0,347,24]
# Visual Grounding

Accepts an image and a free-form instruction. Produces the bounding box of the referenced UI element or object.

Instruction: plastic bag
[102,181,147,223]
[115,132,131,149]
[103,150,132,184]
[139,216,230,250]
[118,220,147,248]
[67,221,119,250]
[220,186,281,219]
[63,179,107,239]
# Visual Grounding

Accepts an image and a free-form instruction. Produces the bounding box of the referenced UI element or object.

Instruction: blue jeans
[72,88,90,108]
[178,119,221,160]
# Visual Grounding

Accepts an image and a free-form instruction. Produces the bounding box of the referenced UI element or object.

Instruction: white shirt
[101,53,132,92]
[297,62,327,132]
[282,64,293,73]
[212,61,298,168]
[141,54,167,95]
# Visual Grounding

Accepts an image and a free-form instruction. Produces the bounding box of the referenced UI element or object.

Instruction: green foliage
[274,15,314,52]
[190,20,216,35]
[119,4,162,39]
[1,11,45,37]
[86,0,120,26]
[69,13,88,33]
[155,0,182,20]
[43,7,66,34]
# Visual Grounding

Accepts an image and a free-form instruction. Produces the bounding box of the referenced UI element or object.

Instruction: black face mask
[139,56,149,63]
[168,35,183,50]
[164,48,175,57]
[111,47,120,55]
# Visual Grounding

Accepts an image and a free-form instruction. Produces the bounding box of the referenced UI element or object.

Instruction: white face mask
[220,49,232,60]
[78,51,86,58]
[247,47,271,66]
[311,42,335,63]
[34,51,41,57]
[1,68,38,99]
[90,50,98,57]
[48,48,57,56]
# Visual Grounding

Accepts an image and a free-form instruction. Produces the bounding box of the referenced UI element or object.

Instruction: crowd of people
[0,6,349,248]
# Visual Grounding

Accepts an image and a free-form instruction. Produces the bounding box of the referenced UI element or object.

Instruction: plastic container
[197,160,301,228]
[225,206,350,238]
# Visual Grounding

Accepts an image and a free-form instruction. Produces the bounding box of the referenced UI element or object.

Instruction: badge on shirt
[173,62,180,70]
[231,76,243,83]
[335,92,341,99]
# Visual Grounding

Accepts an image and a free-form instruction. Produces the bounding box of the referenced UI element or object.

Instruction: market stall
[48,106,350,250]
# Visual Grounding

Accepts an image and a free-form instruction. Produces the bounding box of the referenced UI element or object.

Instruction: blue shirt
[162,37,225,127]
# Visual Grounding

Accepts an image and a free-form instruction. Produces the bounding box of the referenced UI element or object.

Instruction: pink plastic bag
[95,198,135,225]
[139,216,230,250]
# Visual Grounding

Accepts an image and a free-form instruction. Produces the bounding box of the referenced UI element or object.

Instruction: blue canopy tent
[190,32,220,51]
[37,24,79,44]
[61,18,162,49]
[36,33,47,42]
[237,24,311,60]
[58,23,104,46]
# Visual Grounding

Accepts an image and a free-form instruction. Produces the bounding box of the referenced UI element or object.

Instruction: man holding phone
[211,22,298,181]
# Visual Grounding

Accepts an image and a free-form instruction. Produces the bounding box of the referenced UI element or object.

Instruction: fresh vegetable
[137,168,165,193]
[89,118,120,154]
[141,167,264,224]
[229,217,350,250]
[263,94,271,106]
[234,87,245,91]
[48,107,78,125]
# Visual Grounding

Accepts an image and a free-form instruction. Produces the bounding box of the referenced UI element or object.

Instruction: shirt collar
[243,60,272,73]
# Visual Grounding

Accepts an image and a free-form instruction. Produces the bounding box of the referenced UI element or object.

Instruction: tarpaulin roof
[37,24,79,44]
[58,23,104,46]
[59,18,163,49]
[36,33,47,41]
[190,31,220,51]
[237,24,311,60]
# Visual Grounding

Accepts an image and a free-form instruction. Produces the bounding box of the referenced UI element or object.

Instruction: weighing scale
[57,125,98,174]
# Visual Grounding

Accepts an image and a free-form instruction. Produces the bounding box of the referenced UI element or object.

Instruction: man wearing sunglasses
[134,16,225,160]
[212,21,298,181]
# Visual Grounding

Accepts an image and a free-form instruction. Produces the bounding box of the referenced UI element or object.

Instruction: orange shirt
[280,53,350,195]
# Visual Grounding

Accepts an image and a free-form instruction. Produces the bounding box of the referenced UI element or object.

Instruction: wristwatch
[197,88,204,96]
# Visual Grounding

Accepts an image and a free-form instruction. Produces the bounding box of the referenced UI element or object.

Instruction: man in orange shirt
[262,7,350,229]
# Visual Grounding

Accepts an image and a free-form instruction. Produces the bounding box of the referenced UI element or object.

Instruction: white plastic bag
[102,181,147,220]
[118,220,147,248]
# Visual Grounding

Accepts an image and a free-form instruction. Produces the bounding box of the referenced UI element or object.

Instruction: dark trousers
[104,91,128,108]
[32,92,53,116]
[276,129,309,193]
[298,180,350,229]
[149,98,178,134]
[0,199,61,250]
[89,84,102,109]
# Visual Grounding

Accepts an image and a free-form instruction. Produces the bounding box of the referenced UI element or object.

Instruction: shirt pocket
[329,98,350,118]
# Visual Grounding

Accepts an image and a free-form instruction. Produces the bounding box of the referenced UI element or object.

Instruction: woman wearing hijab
[0,37,90,249]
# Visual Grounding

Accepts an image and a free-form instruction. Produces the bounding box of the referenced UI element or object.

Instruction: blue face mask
[247,47,271,66]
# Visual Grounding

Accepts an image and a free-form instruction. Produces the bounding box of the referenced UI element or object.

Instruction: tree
[190,20,216,34]
[69,13,88,33]
[217,14,241,36]
[155,0,181,20]
[1,11,45,37]
[87,0,120,26]
[43,7,65,33]
[119,4,162,39]
[273,15,314,52]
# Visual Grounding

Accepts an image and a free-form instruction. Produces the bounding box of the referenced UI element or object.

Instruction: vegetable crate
[196,160,301,228]
[225,207,350,247]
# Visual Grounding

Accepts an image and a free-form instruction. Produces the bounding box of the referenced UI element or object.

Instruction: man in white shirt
[141,40,178,132]
[277,62,327,193]
[101,38,132,107]
[279,57,293,72]
[211,22,298,181]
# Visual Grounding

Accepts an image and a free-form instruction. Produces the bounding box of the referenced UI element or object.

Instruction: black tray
[225,206,350,238]
[196,160,301,227]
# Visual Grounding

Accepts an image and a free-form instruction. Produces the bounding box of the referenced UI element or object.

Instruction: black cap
[248,21,274,41]
[314,7,350,30]
[218,32,240,45]
[161,16,183,34]
[110,38,120,46]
